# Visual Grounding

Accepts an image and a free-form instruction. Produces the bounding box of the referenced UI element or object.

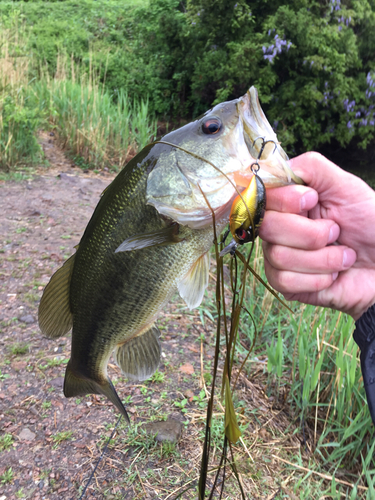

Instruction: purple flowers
[343,99,356,112]
[337,15,351,26]
[262,33,292,64]
[330,0,341,13]
[340,72,375,131]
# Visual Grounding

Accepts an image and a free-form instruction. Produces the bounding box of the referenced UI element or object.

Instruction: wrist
[351,296,375,321]
[353,304,375,348]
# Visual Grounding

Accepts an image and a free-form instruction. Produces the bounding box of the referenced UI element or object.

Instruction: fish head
[147,86,304,229]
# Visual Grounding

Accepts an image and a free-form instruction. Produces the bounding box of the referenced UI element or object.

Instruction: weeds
[38,357,68,370]
[10,342,29,355]
[0,433,14,451]
[0,369,10,380]
[0,28,44,170]
[0,467,14,484]
[1,26,157,173]
[52,431,73,448]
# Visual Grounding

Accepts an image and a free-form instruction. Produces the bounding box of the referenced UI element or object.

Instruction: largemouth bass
[38,87,303,420]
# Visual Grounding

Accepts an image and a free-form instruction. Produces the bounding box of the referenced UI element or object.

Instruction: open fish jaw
[146,86,303,229]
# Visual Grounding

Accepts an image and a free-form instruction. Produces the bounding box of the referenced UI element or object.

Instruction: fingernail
[332,272,339,281]
[300,190,318,211]
[343,249,356,268]
[328,224,340,244]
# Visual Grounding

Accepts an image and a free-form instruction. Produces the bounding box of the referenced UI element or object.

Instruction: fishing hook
[251,136,278,159]
[249,137,278,175]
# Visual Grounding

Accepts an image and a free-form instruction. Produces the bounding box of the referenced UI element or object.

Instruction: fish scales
[69,145,214,408]
[39,86,304,418]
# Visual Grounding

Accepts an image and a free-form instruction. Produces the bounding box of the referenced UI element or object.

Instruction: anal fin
[64,361,130,422]
[178,251,210,309]
[114,325,161,381]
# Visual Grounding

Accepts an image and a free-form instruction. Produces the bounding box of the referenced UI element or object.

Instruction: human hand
[259,152,375,320]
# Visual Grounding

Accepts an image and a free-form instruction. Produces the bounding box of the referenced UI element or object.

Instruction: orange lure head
[229,173,266,244]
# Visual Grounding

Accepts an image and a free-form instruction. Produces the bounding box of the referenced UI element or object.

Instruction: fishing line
[78,414,122,500]
[147,136,285,498]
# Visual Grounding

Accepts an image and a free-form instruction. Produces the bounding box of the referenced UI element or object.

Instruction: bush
[128,0,375,154]
[1,0,374,156]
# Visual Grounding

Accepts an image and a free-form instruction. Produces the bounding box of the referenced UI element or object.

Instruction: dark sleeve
[353,303,375,425]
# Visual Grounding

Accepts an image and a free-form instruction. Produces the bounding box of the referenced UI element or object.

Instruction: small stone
[184,389,194,399]
[19,314,35,324]
[179,363,194,375]
[143,418,183,443]
[19,428,36,441]
[49,377,64,389]
[11,361,27,371]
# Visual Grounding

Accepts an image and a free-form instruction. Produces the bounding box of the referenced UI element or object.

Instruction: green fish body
[39,87,303,418]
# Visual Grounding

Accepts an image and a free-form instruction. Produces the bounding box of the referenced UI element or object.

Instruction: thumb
[289,152,361,202]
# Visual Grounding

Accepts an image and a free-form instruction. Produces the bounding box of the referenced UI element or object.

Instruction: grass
[10,342,29,355]
[0,25,157,173]
[0,467,14,485]
[52,430,73,448]
[1,10,373,498]
[191,238,375,498]
[33,69,157,170]
[0,433,14,451]
[0,27,43,170]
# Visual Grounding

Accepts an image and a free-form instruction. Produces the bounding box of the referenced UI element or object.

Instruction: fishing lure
[220,171,266,256]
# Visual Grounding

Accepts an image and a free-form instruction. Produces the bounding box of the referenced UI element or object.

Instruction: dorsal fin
[178,251,210,309]
[38,253,75,338]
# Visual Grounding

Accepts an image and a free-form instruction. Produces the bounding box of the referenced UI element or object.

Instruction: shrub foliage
[1,0,374,155]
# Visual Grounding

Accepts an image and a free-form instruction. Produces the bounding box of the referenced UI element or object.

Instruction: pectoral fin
[114,325,161,381]
[178,251,210,309]
[115,224,183,253]
[38,253,75,338]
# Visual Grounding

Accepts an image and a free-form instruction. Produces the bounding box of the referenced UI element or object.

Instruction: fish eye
[235,228,253,243]
[202,117,222,135]
[236,229,248,241]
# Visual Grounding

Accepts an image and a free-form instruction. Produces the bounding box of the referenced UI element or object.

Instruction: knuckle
[277,271,293,293]
[312,274,332,292]
[325,249,342,271]
[309,223,329,249]
[305,151,325,163]
[267,244,286,268]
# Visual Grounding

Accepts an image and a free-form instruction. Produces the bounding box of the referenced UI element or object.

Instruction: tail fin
[64,361,130,422]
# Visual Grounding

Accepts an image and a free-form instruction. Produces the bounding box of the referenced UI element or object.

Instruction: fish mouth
[237,87,304,187]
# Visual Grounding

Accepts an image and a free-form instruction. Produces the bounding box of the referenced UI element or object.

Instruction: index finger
[266,184,318,214]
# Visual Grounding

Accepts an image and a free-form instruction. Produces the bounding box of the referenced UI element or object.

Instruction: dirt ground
[0,134,309,500]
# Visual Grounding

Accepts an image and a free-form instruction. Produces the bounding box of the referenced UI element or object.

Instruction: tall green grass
[33,77,157,170]
[209,238,375,496]
[0,28,157,172]
[0,28,44,169]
